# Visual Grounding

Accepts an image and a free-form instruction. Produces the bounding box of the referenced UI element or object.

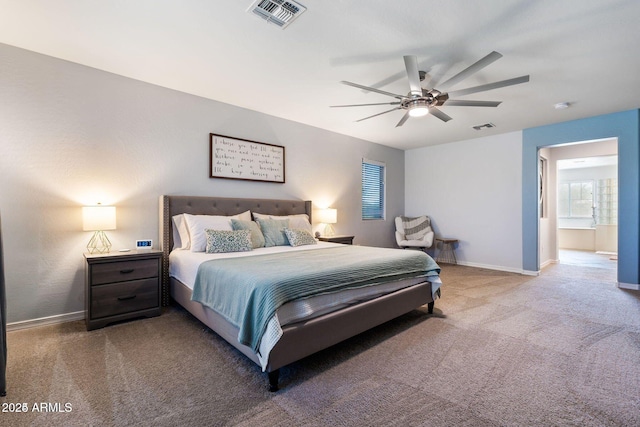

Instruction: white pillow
[172,214,191,250]
[184,211,251,252]
[252,213,312,233]
[236,210,252,222]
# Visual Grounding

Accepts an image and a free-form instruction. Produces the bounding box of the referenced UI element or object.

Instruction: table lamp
[317,208,337,237]
[83,204,116,254]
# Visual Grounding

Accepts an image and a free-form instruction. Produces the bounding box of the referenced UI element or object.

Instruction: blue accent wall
[523,109,640,284]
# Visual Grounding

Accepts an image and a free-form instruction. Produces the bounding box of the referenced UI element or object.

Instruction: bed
[159,195,441,391]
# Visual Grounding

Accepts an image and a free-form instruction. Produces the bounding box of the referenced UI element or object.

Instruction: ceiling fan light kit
[408,107,429,118]
[408,100,430,117]
[332,51,530,127]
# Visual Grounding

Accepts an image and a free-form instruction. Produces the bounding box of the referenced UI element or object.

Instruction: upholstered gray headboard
[159,195,312,305]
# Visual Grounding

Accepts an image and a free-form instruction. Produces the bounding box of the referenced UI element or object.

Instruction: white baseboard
[521,269,541,276]
[7,311,85,332]
[454,260,529,275]
[618,282,640,291]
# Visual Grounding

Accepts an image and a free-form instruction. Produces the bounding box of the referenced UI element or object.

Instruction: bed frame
[159,195,436,391]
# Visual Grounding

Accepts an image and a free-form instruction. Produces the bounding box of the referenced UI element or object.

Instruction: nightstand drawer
[318,235,354,245]
[91,278,159,319]
[91,258,159,285]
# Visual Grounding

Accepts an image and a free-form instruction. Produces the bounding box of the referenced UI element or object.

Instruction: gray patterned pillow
[284,228,317,247]
[205,229,252,253]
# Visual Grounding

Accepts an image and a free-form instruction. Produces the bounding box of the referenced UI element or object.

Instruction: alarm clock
[136,239,153,250]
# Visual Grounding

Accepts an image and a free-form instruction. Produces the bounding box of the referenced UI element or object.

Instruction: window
[558,180,593,218]
[361,159,385,220]
[595,178,618,225]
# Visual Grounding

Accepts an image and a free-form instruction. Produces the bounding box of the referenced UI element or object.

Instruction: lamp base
[323,224,335,237]
[87,231,112,254]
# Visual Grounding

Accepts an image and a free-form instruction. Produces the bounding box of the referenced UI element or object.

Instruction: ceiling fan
[331,51,530,127]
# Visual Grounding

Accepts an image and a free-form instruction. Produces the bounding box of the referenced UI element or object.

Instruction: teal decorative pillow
[230,219,265,249]
[284,228,317,247]
[256,218,289,247]
[205,229,252,253]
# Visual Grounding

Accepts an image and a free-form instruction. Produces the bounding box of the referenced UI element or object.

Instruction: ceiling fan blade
[448,75,530,97]
[403,55,422,97]
[429,107,452,122]
[395,111,411,127]
[439,51,503,90]
[355,107,402,123]
[445,100,502,107]
[340,81,405,100]
[331,102,402,108]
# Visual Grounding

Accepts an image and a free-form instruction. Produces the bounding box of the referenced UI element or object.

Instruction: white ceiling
[558,155,618,170]
[2,0,640,150]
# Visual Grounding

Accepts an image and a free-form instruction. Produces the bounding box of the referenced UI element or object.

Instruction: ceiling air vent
[247,0,306,29]
[473,123,496,131]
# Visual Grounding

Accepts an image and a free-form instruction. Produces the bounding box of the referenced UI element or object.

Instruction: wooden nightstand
[84,250,162,330]
[318,235,355,245]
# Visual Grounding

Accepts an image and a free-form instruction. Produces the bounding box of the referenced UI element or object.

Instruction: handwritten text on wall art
[209,134,285,183]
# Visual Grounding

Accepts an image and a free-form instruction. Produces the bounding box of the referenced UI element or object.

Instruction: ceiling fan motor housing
[406,97,432,109]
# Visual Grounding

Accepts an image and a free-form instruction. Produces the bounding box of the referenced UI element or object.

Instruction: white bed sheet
[169,242,440,369]
[170,241,342,287]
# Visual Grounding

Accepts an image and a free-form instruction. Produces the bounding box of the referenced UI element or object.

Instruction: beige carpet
[2,263,640,426]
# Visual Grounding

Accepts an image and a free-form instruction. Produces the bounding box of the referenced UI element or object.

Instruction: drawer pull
[120,269,135,274]
[117,295,137,301]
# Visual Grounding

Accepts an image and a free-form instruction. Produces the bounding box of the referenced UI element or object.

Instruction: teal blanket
[191,246,440,353]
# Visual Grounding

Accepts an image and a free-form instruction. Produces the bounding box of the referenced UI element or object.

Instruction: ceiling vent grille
[473,123,496,131]
[247,0,306,29]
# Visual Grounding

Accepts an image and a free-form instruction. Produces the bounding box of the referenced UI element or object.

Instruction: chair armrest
[395,231,405,246]
[420,229,434,248]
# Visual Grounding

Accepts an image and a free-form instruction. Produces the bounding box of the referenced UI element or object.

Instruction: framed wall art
[209,133,285,183]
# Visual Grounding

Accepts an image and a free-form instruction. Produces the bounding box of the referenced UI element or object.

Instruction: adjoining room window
[558,180,594,218]
[595,178,618,225]
[361,159,385,220]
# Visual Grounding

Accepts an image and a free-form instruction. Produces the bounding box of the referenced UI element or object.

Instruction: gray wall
[405,131,523,272]
[0,43,404,324]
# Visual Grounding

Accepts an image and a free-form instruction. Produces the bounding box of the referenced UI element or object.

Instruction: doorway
[539,139,618,280]
[557,154,618,271]
[538,140,618,274]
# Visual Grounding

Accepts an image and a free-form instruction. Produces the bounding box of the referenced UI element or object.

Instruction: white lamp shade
[83,206,116,231]
[316,208,337,224]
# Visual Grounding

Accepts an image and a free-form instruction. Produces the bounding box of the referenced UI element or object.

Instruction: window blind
[361,159,385,220]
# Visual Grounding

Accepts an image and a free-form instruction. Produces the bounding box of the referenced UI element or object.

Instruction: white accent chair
[395,216,434,251]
